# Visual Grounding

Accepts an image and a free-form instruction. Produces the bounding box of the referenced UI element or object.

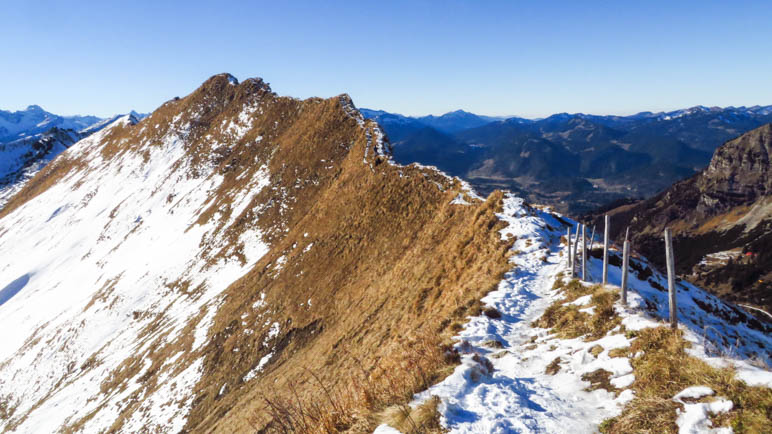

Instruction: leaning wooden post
[602,215,610,286]
[572,224,580,276]
[581,224,587,281]
[589,225,596,250]
[664,227,677,329]
[567,227,573,276]
[621,228,630,305]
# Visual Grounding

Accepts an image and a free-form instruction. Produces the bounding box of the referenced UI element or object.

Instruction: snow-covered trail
[410,196,634,433]
[395,194,770,434]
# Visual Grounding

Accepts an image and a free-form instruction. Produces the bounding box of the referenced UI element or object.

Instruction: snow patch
[450,193,470,205]
[243,352,274,382]
[673,386,715,403]
[675,395,733,434]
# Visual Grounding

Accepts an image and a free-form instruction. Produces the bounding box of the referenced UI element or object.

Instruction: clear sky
[2,0,771,118]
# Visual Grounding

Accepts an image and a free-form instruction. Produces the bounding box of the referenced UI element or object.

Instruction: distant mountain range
[359,108,507,136]
[362,105,772,214]
[0,105,101,143]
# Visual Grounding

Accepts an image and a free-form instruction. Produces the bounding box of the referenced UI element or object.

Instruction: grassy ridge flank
[179,95,514,432]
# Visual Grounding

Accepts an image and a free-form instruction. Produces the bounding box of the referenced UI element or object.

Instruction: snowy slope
[0,72,420,432]
[0,95,272,432]
[0,112,140,211]
[378,196,770,433]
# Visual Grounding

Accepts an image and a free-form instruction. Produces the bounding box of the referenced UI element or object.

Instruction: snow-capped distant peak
[0,106,103,143]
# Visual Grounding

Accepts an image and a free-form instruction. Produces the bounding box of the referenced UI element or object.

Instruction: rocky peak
[697,123,772,213]
[181,74,273,116]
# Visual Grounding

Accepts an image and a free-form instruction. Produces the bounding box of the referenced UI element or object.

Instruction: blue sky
[2,0,771,118]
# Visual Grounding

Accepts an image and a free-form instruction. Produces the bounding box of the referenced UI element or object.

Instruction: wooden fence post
[664,228,677,329]
[621,228,630,305]
[589,225,596,251]
[567,227,573,276]
[581,224,587,281]
[602,215,610,286]
[572,224,580,277]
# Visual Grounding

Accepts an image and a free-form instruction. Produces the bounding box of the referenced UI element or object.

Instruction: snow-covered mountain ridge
[361,105,772,127]
[0,74,768,433]
[0,74,511,432]
[0,114,140,211]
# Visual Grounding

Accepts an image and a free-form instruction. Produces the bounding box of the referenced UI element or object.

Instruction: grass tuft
[534,280,621,340]
[379,396,443,433]
[589,345,604,357]
[545,357,562,375]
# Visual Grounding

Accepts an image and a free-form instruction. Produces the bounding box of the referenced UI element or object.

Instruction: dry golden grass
[248,331,452,433]
[581,369,619,393]
[163,79,514,432]
[608,347,629,358]
[695,204,752,234]
[545,357,562,375]
[0,396,17,422]
[599,397,680,433]
[589,344,604,357]
[600,327,772,433]
[250,371,358,433]
[378,396,444,433]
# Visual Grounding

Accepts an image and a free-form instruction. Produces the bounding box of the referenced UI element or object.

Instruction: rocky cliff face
[697,124,771,212]
[595,124,772,314]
